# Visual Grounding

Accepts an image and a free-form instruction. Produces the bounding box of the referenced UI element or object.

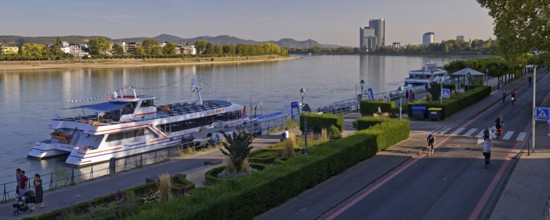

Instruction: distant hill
[0,34,339,48]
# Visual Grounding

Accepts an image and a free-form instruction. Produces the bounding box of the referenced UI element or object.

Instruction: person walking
[18,170,28,199]
[502,91,506,103]
[15,168,21,196]
[33,174,44,209]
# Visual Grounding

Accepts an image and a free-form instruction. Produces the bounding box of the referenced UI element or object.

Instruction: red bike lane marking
[325,98,517,220]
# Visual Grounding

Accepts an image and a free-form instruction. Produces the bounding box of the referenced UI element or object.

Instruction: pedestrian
[405,90,409,99]
[281,127,290,142]
[411,91,415,101]
[33,174,44,209]
[15,168,21,196]
[18,170,28,199]
[529,76,532,86]
[502,91,506,103]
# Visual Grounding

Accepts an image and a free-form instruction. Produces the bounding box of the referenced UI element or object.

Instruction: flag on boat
[242,104,247,116]
[191,76,198,88]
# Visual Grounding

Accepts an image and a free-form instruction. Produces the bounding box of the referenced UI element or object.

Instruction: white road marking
[502,131,514,140]
[451,127,465,136]
[476,130,485,138]
[464,128,477,137]
[516,132,527,141]
[439,127,452,134]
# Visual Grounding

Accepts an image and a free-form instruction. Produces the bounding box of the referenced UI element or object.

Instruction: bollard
[71,169,75,185]
[49,173,53,190]
[3,183,6,202]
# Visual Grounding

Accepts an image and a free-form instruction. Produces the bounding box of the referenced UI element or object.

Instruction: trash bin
[412,106,427,120]
[428,107,442,121]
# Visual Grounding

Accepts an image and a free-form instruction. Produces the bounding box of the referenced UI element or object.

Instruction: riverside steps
[2,70,549,219]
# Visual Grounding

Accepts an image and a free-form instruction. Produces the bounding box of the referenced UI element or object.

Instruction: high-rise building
[423,32,434,46]
[369,19,385,47]
[359,27,377,52]
[457,35,465,41]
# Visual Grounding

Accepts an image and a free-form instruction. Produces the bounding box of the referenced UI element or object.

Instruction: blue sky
[1,0,494,46]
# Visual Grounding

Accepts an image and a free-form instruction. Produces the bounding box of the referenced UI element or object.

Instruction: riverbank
[0,55,299,71]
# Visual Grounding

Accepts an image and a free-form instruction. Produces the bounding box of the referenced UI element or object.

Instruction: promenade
[2,70,549,219]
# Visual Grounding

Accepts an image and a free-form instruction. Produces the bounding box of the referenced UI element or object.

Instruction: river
[0,54,476,185]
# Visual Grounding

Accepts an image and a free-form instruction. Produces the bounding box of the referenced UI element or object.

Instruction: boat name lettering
[207,108,224,115]
[124,142,146,148]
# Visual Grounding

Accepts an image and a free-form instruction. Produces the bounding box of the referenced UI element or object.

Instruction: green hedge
[354,117,390,130]
[127,118,410,220]
[360,100,395,115]
[408,86,491,119]
[27,174,193,220]
[300,112,343,133]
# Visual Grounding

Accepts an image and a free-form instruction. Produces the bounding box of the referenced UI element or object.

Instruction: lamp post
[467,72,471,91]
[360,79,365,96]
[531,66,537,153]
[398,86,404,120]
[300,88,308,161]
[439,77,444,105]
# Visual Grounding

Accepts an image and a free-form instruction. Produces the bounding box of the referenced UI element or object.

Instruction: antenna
[191,73,203,106]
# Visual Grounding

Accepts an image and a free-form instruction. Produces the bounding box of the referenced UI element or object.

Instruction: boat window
[141,100,154,107]
[157,115,214,133]
[106,128,145,142]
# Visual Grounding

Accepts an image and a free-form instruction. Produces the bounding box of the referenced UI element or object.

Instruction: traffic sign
[441,89,451,98]
[535,107,549,121]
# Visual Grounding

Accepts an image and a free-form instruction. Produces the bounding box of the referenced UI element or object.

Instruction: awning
[73,102,127,112]
[450,68,485,77]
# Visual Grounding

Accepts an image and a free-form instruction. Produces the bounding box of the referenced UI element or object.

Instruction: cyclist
[495,115,504,136]
[427,134,435,155]
[482,140,493,168]
[511,91,517,105]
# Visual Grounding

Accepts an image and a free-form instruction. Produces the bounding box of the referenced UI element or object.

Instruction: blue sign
[290,101,300,121]
[441,89,451,98]
[367,88,375,100]
[536,107,549,121]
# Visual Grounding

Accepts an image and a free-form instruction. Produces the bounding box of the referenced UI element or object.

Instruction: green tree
[162,41,177,55]
[142,39,160,55]
[88,37,111,55]
[112,44,125,55]
[56,37,62,46]
[194,40,208,54]
[21,43,46,59]
[478,0,550,63]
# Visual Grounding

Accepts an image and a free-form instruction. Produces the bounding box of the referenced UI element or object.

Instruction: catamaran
[403,63,449,87]
[28,74,249,167]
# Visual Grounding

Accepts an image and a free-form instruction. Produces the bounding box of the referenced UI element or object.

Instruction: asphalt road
[325,77,546,220]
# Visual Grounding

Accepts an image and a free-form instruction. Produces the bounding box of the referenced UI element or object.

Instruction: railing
[0,140,203,203]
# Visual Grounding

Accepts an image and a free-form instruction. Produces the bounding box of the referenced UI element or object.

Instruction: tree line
[0,37,288,61]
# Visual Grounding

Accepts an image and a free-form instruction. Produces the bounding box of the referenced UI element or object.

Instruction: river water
[0,55,474,185]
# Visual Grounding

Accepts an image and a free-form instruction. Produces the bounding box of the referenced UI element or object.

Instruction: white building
[359,27,377,52]
[181,45,197,55]
[457,35,465,41]
[392,42,401,49]
[422,32,434,46]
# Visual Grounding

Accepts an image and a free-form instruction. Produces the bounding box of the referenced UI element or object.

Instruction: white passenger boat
[404,63,449,87]
[28,74,249,167]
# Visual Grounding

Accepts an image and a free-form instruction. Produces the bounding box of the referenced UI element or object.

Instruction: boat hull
[28,141,73,159]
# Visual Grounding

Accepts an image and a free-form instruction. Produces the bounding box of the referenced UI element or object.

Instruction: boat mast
[191,73,203,106]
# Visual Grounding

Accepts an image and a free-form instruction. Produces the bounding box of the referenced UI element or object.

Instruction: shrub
[219,130,254,174]
[158,173,172,201]
[360,100,395,115]
[329,125,342,139]
[300,113,343,133]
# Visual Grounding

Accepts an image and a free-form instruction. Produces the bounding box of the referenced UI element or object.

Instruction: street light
[531,66,537,153]
[467,72,472,91]
[398,85,404,120]
[360,79,365,96]
[439,77,444,105]
[300,88,308,161]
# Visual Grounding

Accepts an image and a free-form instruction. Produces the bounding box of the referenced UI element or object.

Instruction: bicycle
[427,140,435,156]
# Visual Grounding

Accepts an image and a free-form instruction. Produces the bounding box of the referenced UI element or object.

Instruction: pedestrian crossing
[435,126,528,141]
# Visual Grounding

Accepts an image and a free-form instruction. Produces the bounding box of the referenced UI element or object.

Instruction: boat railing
[0,139,210,204]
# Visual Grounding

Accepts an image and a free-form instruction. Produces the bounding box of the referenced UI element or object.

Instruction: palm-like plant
[219,130,254,174]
